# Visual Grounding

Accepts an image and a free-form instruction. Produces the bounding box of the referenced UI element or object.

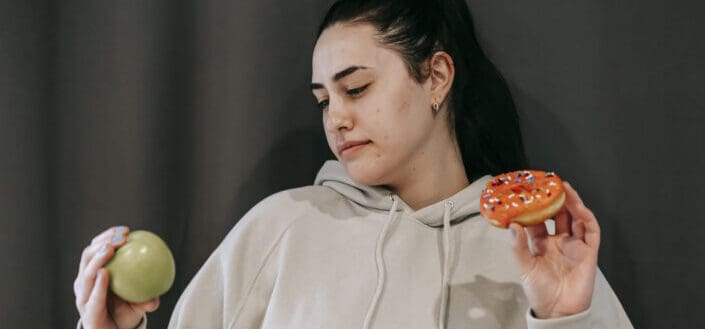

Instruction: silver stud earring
[432,102,440,113]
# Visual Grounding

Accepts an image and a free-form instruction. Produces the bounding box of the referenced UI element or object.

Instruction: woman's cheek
[324,131,338,157]
[399,98,411,114]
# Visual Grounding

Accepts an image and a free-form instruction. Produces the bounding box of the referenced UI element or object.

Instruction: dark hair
[317,0,528,180]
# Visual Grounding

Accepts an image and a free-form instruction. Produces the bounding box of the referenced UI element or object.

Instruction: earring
[432,102,440,113]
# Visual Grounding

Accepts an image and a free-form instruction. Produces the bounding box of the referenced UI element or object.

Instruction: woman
[75,0,634,328]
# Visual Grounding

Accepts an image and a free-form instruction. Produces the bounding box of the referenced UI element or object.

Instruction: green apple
[104,230,175,303]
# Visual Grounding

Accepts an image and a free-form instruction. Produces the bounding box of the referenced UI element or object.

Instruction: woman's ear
[428,51,455,105]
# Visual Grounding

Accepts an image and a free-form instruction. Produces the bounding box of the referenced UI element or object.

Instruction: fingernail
[99,244,109,254]
[112,235,123,244]
[115,226,126,235]
[510,228,516,238]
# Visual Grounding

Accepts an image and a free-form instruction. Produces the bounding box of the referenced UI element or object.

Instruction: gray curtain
[1,0,703,328]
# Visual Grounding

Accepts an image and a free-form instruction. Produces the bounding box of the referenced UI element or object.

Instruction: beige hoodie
[79,160,634,329]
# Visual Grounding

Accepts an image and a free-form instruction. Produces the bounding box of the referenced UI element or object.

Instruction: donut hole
[545,219,556,235]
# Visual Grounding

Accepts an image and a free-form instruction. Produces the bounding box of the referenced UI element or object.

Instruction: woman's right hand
[74,226,161,329]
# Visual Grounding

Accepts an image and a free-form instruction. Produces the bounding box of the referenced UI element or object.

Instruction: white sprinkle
[512,202,519,207]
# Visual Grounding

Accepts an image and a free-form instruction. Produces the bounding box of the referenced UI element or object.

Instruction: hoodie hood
[313,160,494,227]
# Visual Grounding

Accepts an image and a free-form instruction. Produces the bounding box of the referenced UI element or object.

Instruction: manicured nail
[510,228,516,238]
[99,244,109,254]
[115,226,126,235]
[112,235,123,244]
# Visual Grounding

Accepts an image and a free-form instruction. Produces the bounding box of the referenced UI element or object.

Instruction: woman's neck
[386,142,470,211]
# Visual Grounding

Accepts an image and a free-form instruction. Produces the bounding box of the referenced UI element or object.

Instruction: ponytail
[318,0,529,180]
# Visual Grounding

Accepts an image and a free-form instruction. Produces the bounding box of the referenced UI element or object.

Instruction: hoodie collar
[313,160,493,227]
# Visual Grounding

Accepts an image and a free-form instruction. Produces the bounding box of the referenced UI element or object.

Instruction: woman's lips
[340,141,371,157]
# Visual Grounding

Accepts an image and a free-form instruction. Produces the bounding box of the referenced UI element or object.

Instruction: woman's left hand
[509,181,600,319]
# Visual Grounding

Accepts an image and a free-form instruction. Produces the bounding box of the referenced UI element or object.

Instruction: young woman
[74,0,633,328]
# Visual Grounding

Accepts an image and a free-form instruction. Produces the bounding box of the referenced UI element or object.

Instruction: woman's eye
[316,83,370,110]
[347,83,370,96]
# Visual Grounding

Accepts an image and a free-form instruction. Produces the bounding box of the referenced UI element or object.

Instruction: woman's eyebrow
[310,65,370,90]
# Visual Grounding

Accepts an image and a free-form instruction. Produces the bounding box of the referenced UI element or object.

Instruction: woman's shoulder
[220,185,346,246]
[237,185,341,225]
[239,183,372,233]
[253,185,340,212]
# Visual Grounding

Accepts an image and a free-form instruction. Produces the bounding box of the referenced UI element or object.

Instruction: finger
[563,182,601,249]
[79,243,115,305]
[134,297,161,313]
[91,226,129,245]
[524,222,549,254]
[509,223,534,270]
[584,212,601,249]
[86,268,110,315]
[80,243,109,275]
[572,220,586,242]
[525,222,548,240]
[554,207,572,236]
[562,181,587,215]
[77,244,104,304]
[77,233,128,306]
[80,226,129,273]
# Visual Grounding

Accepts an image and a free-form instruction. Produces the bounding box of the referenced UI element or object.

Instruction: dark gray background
[1,0,703,328]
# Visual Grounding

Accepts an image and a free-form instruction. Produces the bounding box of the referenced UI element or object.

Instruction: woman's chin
[342,161,386,186]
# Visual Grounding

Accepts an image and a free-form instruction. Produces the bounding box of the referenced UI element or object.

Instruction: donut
[480,170,565,228]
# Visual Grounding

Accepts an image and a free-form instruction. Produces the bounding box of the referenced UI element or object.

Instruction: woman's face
[311,23,437,186]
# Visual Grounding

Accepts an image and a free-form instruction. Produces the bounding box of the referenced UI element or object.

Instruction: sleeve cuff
[526,307,592,329]
[76,314,148,329]
[135,314,148,329]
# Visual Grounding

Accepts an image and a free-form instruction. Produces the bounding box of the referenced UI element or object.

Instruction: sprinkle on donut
[480,170,565,228]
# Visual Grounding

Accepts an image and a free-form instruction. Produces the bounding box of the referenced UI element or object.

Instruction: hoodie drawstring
[361,196,454,329]
[439,200,454,329]
[362,195,399,329]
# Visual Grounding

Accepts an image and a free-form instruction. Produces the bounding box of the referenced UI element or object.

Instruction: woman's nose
[326,99,354,132]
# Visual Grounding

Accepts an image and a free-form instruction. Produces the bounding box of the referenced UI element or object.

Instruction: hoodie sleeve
[75,315,147,329]
[166,194,296,329]
[525,268,634,329]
